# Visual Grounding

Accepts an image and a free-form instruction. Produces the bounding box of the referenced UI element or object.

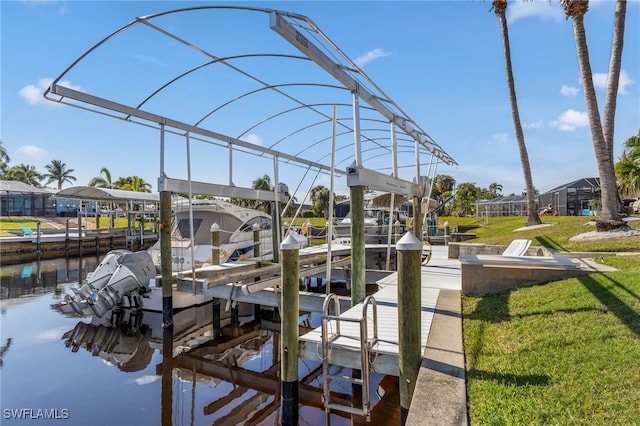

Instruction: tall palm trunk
[493,1,541,226]
[563,0,623,228]
[603,0,627,162]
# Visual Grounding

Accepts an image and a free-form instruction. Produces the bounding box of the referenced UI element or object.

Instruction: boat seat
[22,226,34,236]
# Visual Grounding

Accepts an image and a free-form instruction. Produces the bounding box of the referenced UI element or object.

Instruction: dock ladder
[321,293,378,420]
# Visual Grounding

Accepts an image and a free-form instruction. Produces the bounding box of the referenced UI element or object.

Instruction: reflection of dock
[158,318,400,425]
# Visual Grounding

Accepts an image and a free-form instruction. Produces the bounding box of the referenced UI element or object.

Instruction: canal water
[0,257,400,425]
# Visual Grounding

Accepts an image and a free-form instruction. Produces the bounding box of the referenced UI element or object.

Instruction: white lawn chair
[501,239,531,257]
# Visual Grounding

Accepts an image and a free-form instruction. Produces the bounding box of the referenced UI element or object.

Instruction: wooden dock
[174,244,461,378]
[298,245,461,377]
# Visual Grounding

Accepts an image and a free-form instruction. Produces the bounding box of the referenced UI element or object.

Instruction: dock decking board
[299,245,461,377]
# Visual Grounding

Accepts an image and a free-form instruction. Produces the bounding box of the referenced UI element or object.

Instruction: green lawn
[461,217,640,424]
[441,215,640,252]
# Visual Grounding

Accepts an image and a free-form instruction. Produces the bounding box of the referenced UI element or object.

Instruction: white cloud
[15,145,48,161]
[592,73,608,89]
[19,78,82,106]
[508,1,564,23]
[492,132,508,143]
[127,53,167,68]
[244,133,263,146]
[550,109,589,132]
[523,120,543,129]
[355,48,391,68]
[22,0,68,14]
[34,327,69,342]
[133,375,160,385]
[560,84,579,97]
[592,69,635,95]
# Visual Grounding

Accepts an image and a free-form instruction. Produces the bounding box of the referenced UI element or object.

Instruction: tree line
[2,133,638,220]
[0,144,152,192]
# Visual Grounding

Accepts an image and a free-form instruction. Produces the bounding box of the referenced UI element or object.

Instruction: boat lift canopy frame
[44,6,456,201]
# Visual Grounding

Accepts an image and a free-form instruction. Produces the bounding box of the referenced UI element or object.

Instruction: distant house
[476,177,602,218]
[0,180,57,216]
[538,177,600,216]
[476,195,530,217]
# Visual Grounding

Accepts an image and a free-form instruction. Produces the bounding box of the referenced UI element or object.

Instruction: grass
[461,217,640,425]
[442,215,640,253]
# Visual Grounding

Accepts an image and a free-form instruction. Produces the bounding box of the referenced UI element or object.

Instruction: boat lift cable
[284,166,323,237]
[185,132,197,291]
[280,164,313,223]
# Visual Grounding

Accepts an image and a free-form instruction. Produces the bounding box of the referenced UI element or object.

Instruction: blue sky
[2,0,639,199]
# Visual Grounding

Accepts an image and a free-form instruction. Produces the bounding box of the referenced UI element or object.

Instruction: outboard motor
[65,250,156,317]
[66,250,132,314]
[88,251,156,317]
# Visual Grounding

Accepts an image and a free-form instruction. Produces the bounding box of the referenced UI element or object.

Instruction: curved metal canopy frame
[44,5,456,200]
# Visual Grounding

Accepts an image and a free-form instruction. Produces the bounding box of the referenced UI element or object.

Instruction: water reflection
[0,256,99,300]
[63,313,153,372]
[0,257,400,425]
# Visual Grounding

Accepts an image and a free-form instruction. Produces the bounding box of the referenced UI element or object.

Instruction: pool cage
[538,177,601,216]
[476,195,531,217]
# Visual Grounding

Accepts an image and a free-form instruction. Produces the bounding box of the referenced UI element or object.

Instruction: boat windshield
[173,218,203,239]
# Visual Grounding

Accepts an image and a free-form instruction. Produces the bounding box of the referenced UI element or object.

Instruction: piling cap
[280,233,301,250]
[396,231,423,251]
[252,222,261,230]
[210,223,220,232]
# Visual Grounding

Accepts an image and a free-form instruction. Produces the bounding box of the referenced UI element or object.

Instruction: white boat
[62,199,307,317]
[148,198,277,272]
[333,193,410,244]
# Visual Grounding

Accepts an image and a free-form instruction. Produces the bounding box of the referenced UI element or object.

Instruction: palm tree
[252,174,271,191]
[615,130,640,198]
[432,174,456,201]
[310,185,330,218]
[7,164,42,187]
[251,174,272,213]
[602,0,627,163]
[113,176,152,192]
[561,0,624,230]
[88,167,114,188]
[43,159,76,190]
[491,0,541,226]
[452,182,480,217]
[488,182,504,199]
[0,139,10,179]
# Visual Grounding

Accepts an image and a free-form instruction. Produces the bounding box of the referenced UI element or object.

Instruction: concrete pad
[406,289,467,425]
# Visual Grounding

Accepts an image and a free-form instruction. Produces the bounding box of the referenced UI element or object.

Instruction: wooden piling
[161,326,174,426]
[160,190,174,327]
[36,221,42,254]
[444,221,450,246]
[412,196,422,242]
[210,223,220,265]
[350,185,366,306]
[212,299,221,336]
[65,220,70,255]
[394,220,402,244]
[280,234,300,425]
[396,231,422,425]
[77,211,83,257]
